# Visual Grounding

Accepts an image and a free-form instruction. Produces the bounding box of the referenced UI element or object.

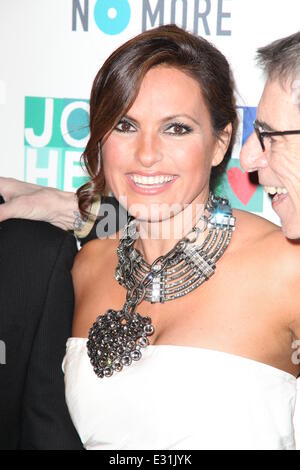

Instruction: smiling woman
[76,24,237,221]
[63,24,300,451]
[102,64,234,230]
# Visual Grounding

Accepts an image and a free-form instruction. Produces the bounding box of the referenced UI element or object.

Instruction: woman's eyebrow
[123,113,200,126]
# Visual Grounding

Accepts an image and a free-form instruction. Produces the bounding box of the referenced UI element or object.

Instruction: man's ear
[212,123,233,167]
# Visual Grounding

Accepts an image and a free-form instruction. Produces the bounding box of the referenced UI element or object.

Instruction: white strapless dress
[62,338,299,450]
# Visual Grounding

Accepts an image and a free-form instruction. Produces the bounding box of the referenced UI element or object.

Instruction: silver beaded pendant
[87,309,154,378]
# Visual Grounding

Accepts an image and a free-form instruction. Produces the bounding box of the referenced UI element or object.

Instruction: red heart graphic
[227,167,258,205]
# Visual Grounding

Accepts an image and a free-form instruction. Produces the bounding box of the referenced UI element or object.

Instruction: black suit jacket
[0,196,127,450]
[0,198,84,449]
[0,194,124,450]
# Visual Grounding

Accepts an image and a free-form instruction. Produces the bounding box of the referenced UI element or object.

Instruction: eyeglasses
[253,120,300,152]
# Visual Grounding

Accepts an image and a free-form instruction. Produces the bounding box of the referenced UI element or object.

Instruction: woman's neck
[133,192,210,264]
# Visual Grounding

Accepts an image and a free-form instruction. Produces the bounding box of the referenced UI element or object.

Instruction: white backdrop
[0,0,299,449]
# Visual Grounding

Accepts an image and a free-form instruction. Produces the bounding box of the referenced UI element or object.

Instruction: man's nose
[240,132,268,172]
[135,132,163,167]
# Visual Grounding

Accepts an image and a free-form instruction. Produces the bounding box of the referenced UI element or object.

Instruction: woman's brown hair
[77,24,238,219]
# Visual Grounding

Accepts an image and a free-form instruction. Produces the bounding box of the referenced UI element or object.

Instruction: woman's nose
[240,132,268,172]
[135,132,163,167]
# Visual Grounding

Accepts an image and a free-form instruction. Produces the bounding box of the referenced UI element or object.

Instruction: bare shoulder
[72,233,121,280]
[71,230,122,300]
[232,209,280,246]
[234,208,300,301]
[71,232,122,338]
[233,208,300,259]
[233,209,300,244]
[233,209,300,328]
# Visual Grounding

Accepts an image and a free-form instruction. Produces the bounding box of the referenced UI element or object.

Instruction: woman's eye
[166,123,192,135]
[115,120,135,133]
[114,120,192,135]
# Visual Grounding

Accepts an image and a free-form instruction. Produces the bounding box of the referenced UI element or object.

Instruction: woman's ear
[212,123,233,167]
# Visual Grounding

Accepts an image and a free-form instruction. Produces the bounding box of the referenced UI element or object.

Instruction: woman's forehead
[128,66,207,119]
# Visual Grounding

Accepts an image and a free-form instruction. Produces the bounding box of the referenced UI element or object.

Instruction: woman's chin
[127,205,184,223]
[114,192,185,222]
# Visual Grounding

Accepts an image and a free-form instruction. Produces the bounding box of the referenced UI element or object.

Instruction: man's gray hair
[256,31,300,85]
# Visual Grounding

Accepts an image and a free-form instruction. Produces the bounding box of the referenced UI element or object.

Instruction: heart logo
[227,167,258,205]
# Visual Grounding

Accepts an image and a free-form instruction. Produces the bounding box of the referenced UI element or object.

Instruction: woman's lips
[125,175,178,195]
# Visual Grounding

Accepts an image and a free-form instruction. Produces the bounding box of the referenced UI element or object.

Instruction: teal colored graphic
[24,97,89,148]
[215,159,263,212]
[94,0,131,35]
[24,97,90,190]
[67,106,90,142]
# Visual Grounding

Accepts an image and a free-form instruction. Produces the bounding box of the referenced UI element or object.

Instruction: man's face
[240,78,300,239]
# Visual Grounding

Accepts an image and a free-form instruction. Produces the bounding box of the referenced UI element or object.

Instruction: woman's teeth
[264,186,288,195]
[130,175,175,185]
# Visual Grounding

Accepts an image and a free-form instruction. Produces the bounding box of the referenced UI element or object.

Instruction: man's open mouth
[263,186,288,204]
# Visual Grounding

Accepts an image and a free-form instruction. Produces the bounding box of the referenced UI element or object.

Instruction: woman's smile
[126,173,179,195]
